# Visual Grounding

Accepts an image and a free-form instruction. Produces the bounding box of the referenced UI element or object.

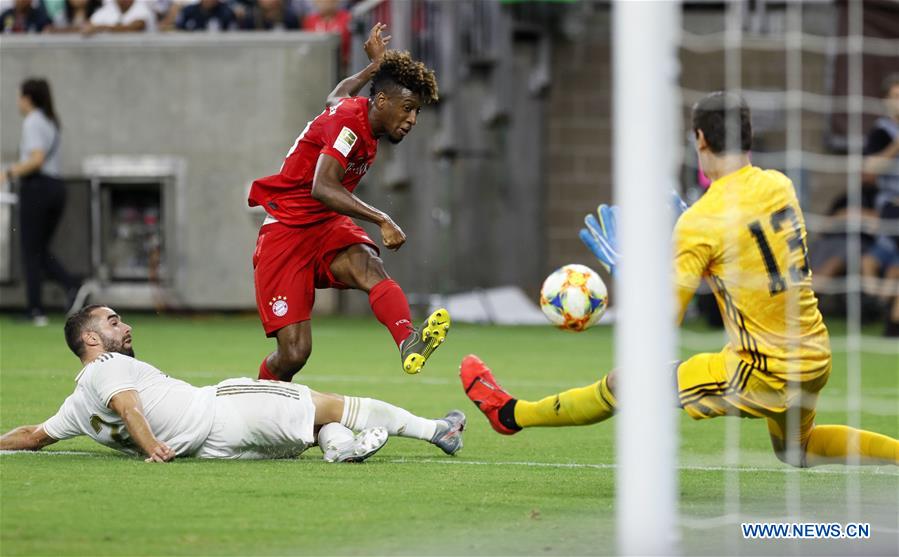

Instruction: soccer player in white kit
[0,305,465,463]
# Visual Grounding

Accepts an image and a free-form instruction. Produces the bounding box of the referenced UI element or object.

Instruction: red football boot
[459,354,519,435]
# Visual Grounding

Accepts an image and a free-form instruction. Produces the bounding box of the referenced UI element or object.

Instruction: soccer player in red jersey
[248,23,449,382]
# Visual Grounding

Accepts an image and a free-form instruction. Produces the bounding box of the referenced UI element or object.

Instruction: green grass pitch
[1,312,896,556]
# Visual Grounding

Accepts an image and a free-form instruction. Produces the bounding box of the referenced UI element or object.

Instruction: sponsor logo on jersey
[334,127,358,157]
[345,161,370,175]
[269,296,289,317]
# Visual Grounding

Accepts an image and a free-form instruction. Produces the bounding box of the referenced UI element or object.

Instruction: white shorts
[194,378,316,460]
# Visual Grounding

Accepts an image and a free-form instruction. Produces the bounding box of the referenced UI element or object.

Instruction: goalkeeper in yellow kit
[461,92,898,467]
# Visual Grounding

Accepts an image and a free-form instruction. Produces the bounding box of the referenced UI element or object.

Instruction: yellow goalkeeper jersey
[673,165,831,383]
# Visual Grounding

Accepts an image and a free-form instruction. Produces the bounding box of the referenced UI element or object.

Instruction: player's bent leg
[329,244,390,292]
[310,389,465,455]
[329,244,451,374]
[318,423,389,463]
[261,321,313,382]
[310,391,345,424]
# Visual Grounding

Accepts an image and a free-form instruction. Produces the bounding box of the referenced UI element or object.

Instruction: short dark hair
[370,50,439,105]
[64,305,104,358]
[881,73,899,98]
[691,91,752,154]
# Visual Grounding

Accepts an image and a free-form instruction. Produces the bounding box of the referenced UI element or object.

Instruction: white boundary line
[0,450,109,457]
[386,458,898,477]
[4,451,896,476]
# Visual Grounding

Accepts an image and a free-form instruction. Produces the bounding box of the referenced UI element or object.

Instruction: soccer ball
[539,264,608,332]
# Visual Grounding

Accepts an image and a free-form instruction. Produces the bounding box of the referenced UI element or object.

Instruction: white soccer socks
[340,396,437,441]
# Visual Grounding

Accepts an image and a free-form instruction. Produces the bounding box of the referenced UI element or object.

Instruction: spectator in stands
[808,189,879,299]
[85,0,156,34]
[4,78,83,326]
[230,0,252,22]
[48,0,101,33]
[155,0,189,31]
[1,0,51,33]
[239,0,299,31]
[176,0,237,31]
[302,0,351,71]
[861,73,899,336]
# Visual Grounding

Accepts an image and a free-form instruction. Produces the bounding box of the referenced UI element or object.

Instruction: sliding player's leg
[460,354,617,435]
[317,422,389,463]
[328,237,450,375]
[309,390,465,456]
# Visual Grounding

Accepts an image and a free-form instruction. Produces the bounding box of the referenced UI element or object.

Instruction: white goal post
[613,1,682,555]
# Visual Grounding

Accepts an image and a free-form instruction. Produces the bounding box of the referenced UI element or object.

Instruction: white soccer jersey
[41,353,216,457]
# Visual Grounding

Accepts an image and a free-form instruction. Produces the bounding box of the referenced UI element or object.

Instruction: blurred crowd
[1,0,354,48]
[808,74,899,337]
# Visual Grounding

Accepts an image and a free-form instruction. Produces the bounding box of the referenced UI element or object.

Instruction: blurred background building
[2,0,898,332]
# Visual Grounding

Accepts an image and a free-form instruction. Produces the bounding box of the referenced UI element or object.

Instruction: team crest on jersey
[269,296,289,317]
[334,127,358,157]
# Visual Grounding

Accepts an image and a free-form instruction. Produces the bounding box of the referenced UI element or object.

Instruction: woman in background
[5,78,81,326]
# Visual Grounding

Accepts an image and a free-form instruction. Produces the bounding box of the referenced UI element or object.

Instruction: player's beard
[99,332,135,358]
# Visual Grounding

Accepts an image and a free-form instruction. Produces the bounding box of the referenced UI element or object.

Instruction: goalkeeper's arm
[579,190,688,276]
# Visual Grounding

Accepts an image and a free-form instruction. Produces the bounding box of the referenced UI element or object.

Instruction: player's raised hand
[579,204,620,276]
[364,23,392,64]
[380,218,406,250]
[144,443,175,463]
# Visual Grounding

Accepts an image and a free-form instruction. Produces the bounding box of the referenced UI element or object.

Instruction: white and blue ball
[539,264,608,332]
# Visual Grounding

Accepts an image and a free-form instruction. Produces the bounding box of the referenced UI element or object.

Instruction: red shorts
[253,216,378,336]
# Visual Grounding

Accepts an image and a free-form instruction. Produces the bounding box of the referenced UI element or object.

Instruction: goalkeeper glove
[579,191,688,276]
[579,204,620,276]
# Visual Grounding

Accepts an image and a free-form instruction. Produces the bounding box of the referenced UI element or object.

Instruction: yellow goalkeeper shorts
[676,348,830,447]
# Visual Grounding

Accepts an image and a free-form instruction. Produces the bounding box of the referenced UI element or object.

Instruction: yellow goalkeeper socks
[805,424,899,466]
[513,375,617,428]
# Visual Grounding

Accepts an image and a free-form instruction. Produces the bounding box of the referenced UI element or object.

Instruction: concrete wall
[0,33,336,309]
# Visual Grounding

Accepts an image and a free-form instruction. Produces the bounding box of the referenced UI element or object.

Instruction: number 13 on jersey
[748,204,811,296]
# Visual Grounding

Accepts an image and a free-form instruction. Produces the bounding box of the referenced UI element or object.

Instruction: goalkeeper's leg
[460,354,617,433]
[514,375,617,429]
[768,409,899,467]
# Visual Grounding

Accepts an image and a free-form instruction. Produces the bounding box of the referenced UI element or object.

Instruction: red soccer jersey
[248,96,378,226]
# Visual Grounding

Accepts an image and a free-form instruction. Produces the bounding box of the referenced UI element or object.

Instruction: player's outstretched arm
[312,154,406,249]
[0,424,58,451]
[326,23,392,107]
[578,190,689,275]
[108,390,175,463]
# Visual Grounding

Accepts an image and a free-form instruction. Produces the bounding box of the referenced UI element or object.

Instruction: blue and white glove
[579,204,620,276]
[578,190,689,276]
